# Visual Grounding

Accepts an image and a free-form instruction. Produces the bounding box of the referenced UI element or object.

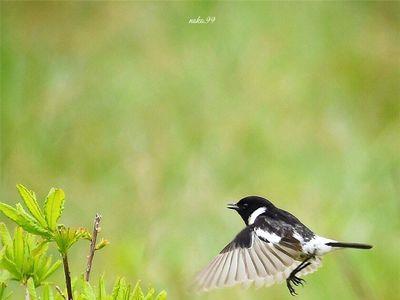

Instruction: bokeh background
[1,2,399,299]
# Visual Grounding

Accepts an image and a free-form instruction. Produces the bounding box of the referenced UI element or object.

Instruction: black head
[227,196,275,225]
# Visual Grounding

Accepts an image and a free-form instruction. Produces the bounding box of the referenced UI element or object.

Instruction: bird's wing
[194,227,322,292]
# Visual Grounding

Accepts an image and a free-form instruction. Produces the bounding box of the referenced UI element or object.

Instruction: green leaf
[144,288,155,300]
[0,281,12,300]
[0,247,5,261]
[0,223,13,258]
[0,282,5,300]
[44,188,65,231]
[41,259,62,281]
[155,290,167,300]
[0,203,51,238]
[74,228,91,242]
[16,184,47,228]
[111,278,122,299]
[33,250,48,283]
[13,227,24,273]
[42,284,54,300]
[131,281,144,300]
[27,277,38,300]
[0,203,19,224]
[125,284,132,300]
[31,240,49,257]
[53,226,90,254]
[15,204,51,238]
[83,281,96,300]
[98,274,107,300]
[72,274,86,298]
[23,235,35,277]
[0,255,21,280]
[0,223,12,248]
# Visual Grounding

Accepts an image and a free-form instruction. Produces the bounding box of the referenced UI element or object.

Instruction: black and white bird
[194,196,372,295]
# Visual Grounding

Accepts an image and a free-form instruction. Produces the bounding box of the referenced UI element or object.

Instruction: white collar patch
[248,207,267,225]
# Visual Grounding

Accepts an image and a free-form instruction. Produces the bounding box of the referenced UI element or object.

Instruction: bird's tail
[326,242,373,249]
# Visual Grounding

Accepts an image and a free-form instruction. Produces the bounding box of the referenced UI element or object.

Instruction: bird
[194,196,372,296]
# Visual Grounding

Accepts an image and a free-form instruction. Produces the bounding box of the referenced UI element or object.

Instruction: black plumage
[195,196,372,295]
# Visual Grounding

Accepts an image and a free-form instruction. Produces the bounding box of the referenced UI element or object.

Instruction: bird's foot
[286,275,306,296]
[291,275,305,286]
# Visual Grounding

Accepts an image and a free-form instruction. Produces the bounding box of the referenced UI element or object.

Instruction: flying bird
[194,196,372,295]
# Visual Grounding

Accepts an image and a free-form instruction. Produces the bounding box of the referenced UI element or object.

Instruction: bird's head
[227,196,274,225]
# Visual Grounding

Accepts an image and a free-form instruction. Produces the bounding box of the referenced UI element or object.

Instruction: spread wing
[194,227,322,292]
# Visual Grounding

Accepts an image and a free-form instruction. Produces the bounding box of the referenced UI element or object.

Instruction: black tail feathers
[326,242,373,249]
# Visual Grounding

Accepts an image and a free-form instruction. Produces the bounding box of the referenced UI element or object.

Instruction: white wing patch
[255,228,281,243]
[293,231,304,243]
[194,233,322,292]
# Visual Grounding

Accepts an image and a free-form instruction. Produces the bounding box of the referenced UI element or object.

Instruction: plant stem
[62,253,73,300]
[25,286,30,300]
[85,213,102,282]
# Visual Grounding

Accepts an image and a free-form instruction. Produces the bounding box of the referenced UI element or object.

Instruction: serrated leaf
[13,227,24,273]
[0,202,51,238]
[15,204,52,238]
[44,188,65,230]
[0,203,19,224]
[16,184,47,228]
[155,290,167,300]
[0,195,50,239]
[27,277,38,299]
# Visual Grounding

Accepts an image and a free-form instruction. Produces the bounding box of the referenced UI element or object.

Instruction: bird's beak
[227,203,239,210]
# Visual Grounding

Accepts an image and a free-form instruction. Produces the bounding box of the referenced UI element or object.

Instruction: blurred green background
[1,2,399,299]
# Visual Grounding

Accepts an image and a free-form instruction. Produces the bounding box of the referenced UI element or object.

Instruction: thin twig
[85,213,102,282]
[55,285,67,300]
[62,253,73,300]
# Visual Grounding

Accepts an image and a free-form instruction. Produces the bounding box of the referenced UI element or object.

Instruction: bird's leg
[286,255,314,296]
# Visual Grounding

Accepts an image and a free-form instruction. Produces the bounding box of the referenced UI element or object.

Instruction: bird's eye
[243,203,248,208]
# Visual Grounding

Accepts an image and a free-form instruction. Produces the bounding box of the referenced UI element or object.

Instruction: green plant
[0,223,61,287]
[0,185,166,300]
[0,280,12,300]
